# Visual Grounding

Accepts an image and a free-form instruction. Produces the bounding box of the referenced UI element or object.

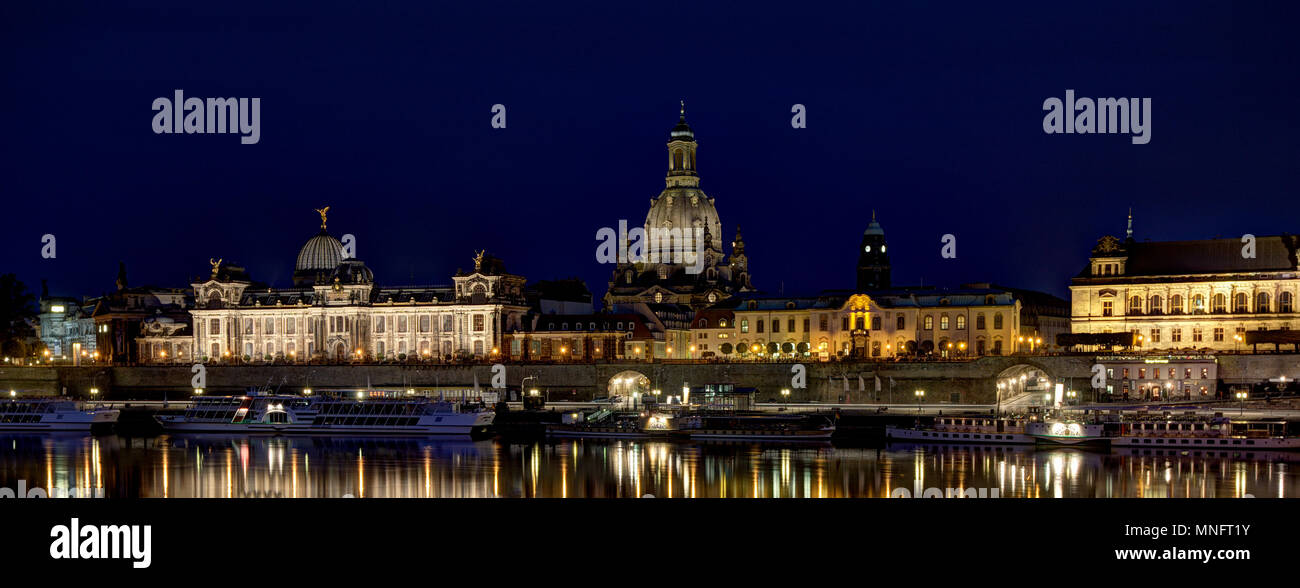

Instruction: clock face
[863,245,871,253]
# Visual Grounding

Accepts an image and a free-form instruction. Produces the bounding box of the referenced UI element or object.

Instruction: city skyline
[4,2,1299,302]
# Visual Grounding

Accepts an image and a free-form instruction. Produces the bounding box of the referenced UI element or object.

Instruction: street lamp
[914,389,925,414]
[1236,390,1248,415]
[781,388,791,405]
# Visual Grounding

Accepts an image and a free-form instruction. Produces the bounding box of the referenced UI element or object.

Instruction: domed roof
[863,211,885,236]
[644,188,722,249]
[330,259,374,284]
[296,231,344,272]
[669,100,695,141]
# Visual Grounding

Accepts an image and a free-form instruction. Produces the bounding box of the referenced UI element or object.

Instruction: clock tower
[856,212,891,290]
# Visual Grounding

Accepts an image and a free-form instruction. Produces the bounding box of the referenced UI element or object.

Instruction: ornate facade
[603,104,754,309]
[1070,214,1300,351]
[691,289,1021,360]
[186,211,529,363]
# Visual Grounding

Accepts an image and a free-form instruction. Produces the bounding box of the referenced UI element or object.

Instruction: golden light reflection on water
[3,435,1300,498]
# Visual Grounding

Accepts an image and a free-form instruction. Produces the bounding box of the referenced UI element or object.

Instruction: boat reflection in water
[2,435,1297,498]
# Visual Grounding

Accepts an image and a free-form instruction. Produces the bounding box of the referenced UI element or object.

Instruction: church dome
[296,231,344,272]
[644,189,722,249]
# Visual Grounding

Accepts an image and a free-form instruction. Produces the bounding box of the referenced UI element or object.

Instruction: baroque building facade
[690,289,1021,361]
[1070,215,1300,351]
[603,105,754,310]
[184,211,529,363]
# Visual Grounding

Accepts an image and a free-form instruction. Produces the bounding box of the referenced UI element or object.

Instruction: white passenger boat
[885,416,1035,445]
[1110,416,1300,450]
[157,392,494,437]
[1025,419,1108,446]
[0,398,119,432]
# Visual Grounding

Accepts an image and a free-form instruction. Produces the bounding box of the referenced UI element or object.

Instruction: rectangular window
[286,318,296,335]
[772,320,779,333]
[1213,328,1224,342]
[741,319,749,333]
[842,317,849,330]
[1102,301,1113,317]
[803,318,810,332]
[940,316,949,330]
[1192,327,1203,342]
[443,315,454,331]
[210,319,221,335]
[924,316,934,330]
[398,316,408,332]
[871,316,882,330]
[473,315,485,332]
[1149,328,1159,343]
[265,318,275,335]
[1171,328,1181,342]
[819,315,828,331]
[757,320,764,333]
[897,316,905,330]
[375,316,385,333]
[1201,368,1209,379]
[419,315,430,332]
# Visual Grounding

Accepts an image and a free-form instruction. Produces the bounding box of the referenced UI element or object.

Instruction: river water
[1,434,1293,498]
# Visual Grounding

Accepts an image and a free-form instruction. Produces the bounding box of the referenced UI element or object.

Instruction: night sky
[2,1,1297,304]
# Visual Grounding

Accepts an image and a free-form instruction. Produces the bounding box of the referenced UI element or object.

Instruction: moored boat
[0,398,119,432]
[157,391,494,437]
[885,415,1035,445]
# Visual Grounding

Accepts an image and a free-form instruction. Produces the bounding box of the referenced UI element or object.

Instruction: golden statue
[473,250,486,271]
[314,206,330,230]
[209,258,222,278]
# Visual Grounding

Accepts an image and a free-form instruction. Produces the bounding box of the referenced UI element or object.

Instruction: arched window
[1212,293,1226,313]
[896,315,905,330]
[1281,292,1294,313]
[1170,294,1184,314]
[699,319,708,328]
[719,319,728,328]
[940,315,949,330]
[672,149,683,170]
[993,313,1004,329]
[1233,292,1248,313]
[955,315,966,329]
[1128,296,1142,314]
[1149,295,1162,315]
[924,316,934,330]
[976,313,986,329]
[1256,292,1271,313]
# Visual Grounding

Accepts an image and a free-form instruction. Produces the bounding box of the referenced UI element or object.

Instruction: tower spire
[1125,207,1133,240]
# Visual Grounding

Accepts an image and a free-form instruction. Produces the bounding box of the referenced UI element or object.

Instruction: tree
[719,342,733,355]
[0,274,38,357]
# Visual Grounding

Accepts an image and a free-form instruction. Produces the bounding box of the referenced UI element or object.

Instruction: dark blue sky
[2,0,1297,303]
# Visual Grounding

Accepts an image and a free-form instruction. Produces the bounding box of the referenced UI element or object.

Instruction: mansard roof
[1077,235,1300,279]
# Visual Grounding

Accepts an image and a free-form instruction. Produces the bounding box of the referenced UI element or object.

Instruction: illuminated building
[1070,213,1300,351]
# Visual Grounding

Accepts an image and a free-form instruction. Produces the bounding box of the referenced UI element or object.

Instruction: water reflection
[0,435,1295,498]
